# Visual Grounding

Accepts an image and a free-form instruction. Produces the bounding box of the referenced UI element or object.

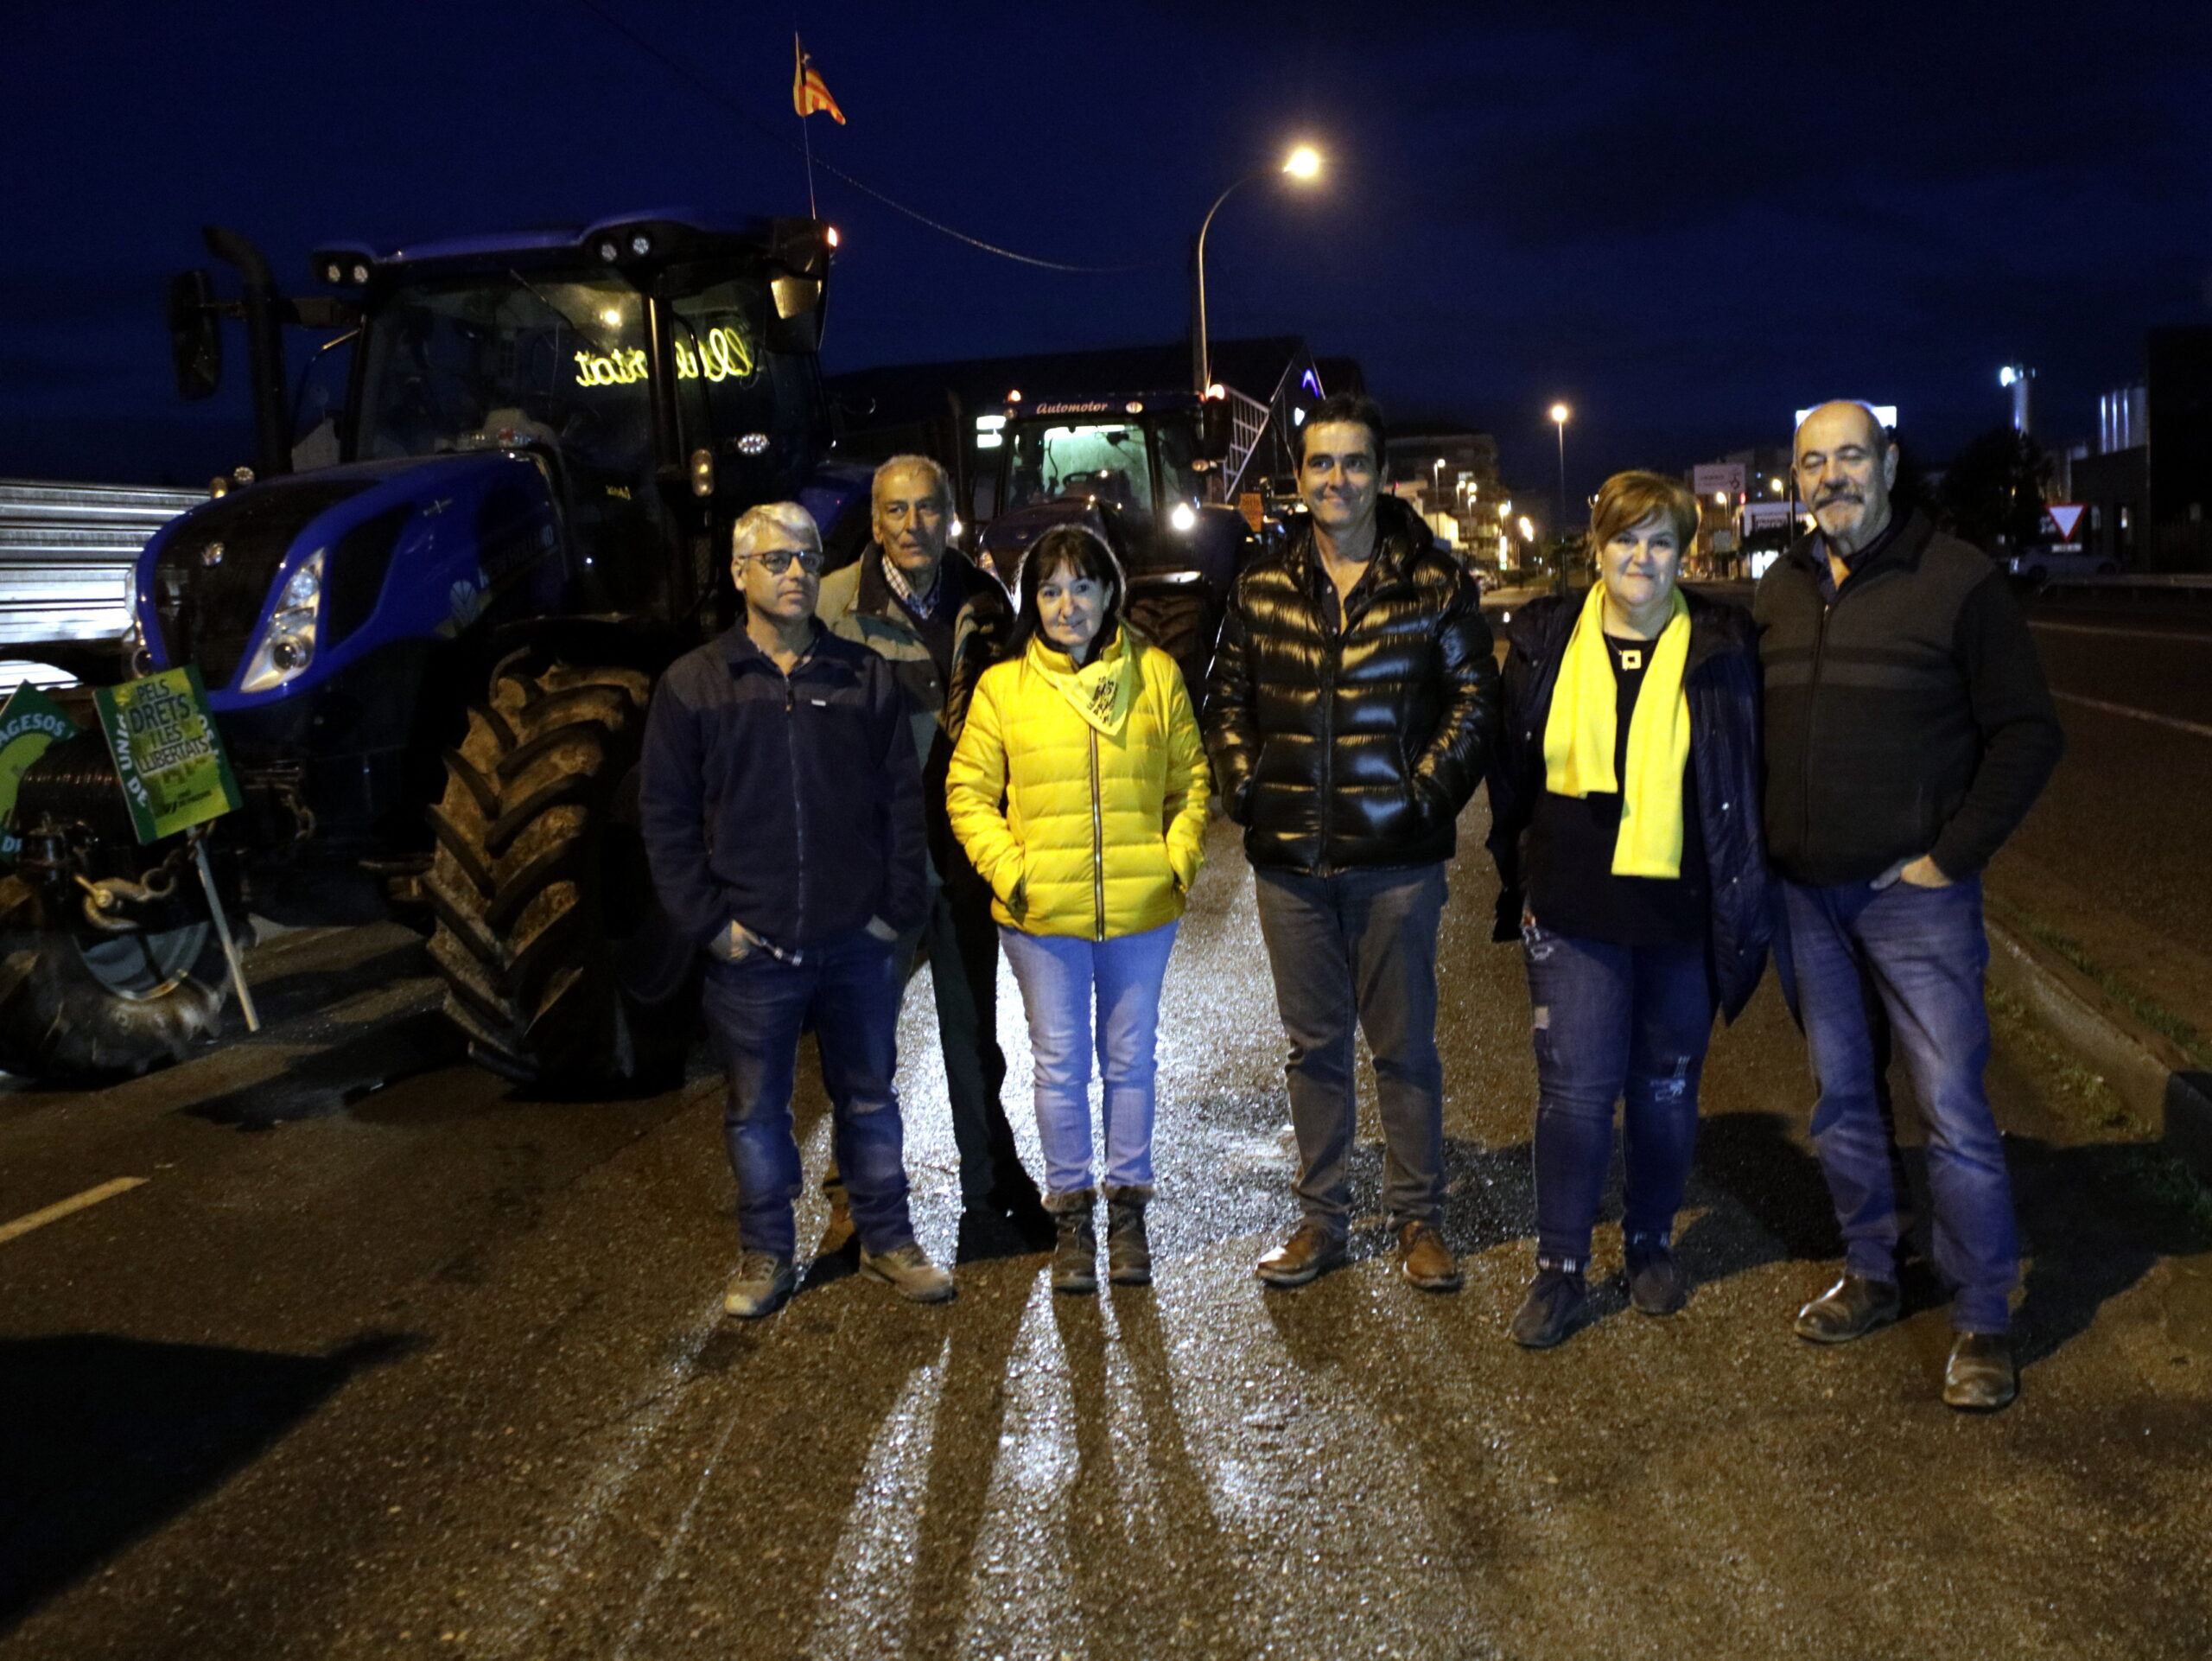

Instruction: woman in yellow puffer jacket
[948,525,1210,1295]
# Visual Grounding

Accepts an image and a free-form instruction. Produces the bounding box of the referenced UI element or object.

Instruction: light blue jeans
[998,921,1179,1194]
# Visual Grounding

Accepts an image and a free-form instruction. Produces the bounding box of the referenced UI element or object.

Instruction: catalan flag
[792,35,845,124]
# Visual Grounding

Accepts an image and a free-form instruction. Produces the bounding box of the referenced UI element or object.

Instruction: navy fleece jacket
[639,623,928,955]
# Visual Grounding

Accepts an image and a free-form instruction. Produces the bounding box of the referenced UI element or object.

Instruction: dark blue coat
[639,623,928,956]
[1484,588,1773,1021]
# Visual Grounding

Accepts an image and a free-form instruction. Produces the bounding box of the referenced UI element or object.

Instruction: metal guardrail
[2044,571,2212,589]
[0,479,203,666]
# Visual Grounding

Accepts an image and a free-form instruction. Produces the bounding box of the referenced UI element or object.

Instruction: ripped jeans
[1522,924,1714,1271]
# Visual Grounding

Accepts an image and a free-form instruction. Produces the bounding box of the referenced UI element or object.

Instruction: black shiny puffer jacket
[1484,587,1774,1021]
[1205,495,1500,874]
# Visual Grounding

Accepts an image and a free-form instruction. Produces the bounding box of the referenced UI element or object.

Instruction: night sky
[7,1,2210,506]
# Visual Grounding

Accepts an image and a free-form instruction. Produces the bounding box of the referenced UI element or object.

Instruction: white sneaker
[859,1242,956,1303]
[723,1252,797,1319]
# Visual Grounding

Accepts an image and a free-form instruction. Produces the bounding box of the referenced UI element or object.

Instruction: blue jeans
[700,926,915,1259]
[1781,876,2017,1333]
[998,921,1179,1194]
[1522,926,1714,1271]
[1252,862,1449,1231]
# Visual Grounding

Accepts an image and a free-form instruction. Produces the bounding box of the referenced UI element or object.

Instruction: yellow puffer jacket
[947,626,1210,939]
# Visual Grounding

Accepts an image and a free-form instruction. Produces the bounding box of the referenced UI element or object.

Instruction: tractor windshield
[355,273,656,486]
[1006,421,1154,514]
[670,278,817,498]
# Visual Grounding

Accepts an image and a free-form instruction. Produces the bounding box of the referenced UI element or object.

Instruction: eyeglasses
[745,548,825,576]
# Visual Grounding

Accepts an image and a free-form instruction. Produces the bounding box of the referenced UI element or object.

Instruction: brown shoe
[1397,1221,1463,1293]
[1942,1333,2018,1412]
[1255,1220,1348,1288]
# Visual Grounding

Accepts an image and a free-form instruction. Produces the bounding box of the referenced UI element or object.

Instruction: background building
[2073,326,2212,570]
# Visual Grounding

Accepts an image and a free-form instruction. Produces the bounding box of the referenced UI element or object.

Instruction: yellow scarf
[1541,582,1692,878]
[1030,627,1136,737]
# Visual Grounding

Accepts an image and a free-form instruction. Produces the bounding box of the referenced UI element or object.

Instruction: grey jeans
[1252,862,1450,1232]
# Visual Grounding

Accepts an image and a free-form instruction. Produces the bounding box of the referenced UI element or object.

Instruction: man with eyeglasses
[640,500,954,1319]
[817,455,1052,1257]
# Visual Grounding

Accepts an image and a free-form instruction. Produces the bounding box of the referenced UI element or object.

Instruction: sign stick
[193,839,258,1032]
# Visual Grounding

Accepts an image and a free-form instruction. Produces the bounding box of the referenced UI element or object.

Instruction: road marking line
[2053,690,2212,741]
[0,1175,148,1245]
[2032,620,2212,646]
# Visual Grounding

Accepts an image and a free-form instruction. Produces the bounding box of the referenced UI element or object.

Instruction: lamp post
[1192,144,1323,396]
[1548,403,1571,539]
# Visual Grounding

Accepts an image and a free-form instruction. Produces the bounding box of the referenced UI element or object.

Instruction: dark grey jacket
[1753,510,2063,886]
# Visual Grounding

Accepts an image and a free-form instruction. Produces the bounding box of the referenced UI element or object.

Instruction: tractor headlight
[238,550,325,693]
[1169,502,1198,532]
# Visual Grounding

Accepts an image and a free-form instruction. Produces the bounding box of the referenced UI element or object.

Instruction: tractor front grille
[152,479,372,688]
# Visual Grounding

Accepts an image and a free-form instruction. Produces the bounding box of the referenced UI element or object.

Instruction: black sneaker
[1625,1238,1688,1316]
[1510,1268,1587,1349]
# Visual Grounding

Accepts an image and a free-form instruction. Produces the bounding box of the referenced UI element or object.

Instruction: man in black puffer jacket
[1207,393,1499,1294]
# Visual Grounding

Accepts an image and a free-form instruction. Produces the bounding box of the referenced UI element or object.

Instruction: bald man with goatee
[1754,401,2063,1413]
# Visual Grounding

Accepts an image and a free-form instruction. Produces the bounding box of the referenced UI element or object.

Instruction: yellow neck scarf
[1030,627,1136,737]
[1541,582,1692,878]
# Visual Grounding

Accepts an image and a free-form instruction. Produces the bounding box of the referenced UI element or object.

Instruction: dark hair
[1007,525,1125,660]
[1590,470,1700,550]
[1300,393,1387,468]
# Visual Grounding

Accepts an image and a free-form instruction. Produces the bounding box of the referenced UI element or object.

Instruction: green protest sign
[0,682,81,865]
[91,666,244,843]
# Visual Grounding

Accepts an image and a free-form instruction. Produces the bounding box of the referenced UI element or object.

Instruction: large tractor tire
[424,658,694,1091]
[0,875,233,1083]
[1125,581,1222,711]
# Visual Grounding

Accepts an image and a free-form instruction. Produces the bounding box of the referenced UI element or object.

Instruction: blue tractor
[0,214,862,1084]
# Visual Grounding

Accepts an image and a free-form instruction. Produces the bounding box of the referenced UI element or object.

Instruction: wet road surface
[3,805,2210,1659]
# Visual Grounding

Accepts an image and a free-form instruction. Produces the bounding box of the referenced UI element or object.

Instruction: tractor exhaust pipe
[201,225,292,479]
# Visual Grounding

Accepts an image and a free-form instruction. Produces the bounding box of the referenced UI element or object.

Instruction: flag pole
[796,32,817,218]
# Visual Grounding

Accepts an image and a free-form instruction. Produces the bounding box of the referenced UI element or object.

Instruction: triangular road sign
[2047,503,2086,540]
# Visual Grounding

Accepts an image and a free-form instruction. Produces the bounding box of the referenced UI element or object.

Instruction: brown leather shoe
[1255,1220,1348,1288]
[1795,1274,1901,1344]
[1942,1333,2018,1412]
[1397,1221,1463,1293]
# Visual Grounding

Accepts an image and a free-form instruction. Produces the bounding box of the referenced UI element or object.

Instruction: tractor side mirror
[1198,397,1234,461]
[168,269,222,400]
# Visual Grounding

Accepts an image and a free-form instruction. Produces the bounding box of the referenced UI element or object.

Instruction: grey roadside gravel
[4,810,2210,1661]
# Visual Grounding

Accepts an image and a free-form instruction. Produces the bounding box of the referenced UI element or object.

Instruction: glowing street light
[1548,404,1571,534]
[1193,143,1325,396]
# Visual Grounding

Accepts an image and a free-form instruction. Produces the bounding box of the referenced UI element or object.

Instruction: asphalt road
[1987,594,2212,1045]
[3,802,2210,1660]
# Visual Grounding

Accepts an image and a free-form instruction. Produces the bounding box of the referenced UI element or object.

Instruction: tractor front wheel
[423,658,693,1091]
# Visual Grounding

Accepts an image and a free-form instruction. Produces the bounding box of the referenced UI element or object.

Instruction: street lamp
[1192,144,1325,395]
[1548,403,1570,536]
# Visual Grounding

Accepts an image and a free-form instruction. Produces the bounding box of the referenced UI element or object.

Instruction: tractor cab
[316,215,835,620]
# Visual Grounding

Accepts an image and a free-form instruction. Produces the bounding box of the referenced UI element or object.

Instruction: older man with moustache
[1755,401,2063,1410]
[817,455,1052,1252]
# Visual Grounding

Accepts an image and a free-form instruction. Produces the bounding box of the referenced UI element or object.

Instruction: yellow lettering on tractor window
[570,326,757,390]
[572,347,650,388]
